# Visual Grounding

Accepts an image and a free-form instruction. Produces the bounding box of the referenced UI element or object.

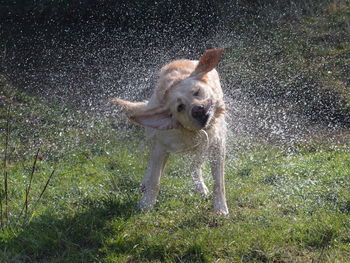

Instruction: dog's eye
[177,103,185,112]
[193,90,200,96]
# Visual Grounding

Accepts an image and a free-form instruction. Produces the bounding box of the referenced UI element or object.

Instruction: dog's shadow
[4,195,138,262]
[3,152,216,262]
[7,195,212,262]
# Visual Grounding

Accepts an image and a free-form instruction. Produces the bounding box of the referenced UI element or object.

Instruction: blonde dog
[110,49,228,215]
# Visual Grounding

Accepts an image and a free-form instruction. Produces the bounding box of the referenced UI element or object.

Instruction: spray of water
[2,0,348,152]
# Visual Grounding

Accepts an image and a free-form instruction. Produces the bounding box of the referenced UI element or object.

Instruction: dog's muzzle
[191,105,210,127]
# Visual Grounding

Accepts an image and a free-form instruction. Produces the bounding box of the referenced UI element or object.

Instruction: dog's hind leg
[209,138,229,215]
[139,141,169,210]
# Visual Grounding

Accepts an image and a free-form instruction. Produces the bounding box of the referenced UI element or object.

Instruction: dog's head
[112,49,225,131]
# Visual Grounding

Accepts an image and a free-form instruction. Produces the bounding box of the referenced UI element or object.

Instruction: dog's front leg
[190,155,209,196]
[139,141,169,211]
[210,138,229,215]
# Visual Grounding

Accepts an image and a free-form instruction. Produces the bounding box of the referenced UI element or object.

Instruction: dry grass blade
[1,104,11,227]
[36,167,56,204]
[20,148,40,218]
[21,167,57,225]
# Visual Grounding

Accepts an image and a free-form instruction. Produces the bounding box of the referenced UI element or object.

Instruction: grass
[221,1,350,126]
[1,78,350,262]
[1,2,350,262]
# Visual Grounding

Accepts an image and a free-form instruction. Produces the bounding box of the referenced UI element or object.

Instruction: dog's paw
[214,203,229,216]
[194,183,209,196]
[214,208,229,216]
[138,201,152,211]
[138,194,157,211]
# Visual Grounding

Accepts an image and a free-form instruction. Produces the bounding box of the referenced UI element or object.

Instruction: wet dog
[110,49,228,215]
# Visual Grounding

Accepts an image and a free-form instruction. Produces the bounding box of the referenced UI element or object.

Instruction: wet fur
[110,49,229,215]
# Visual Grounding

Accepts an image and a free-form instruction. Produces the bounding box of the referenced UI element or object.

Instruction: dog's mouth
[191,103,214,129]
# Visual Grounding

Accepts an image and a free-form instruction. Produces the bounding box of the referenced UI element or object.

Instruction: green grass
[1,3,350,261]
[1,78,350,262]
[221,2,350,125]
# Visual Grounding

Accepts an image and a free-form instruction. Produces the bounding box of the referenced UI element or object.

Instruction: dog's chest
[146,128,207,154]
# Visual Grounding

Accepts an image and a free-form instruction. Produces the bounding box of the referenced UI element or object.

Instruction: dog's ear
[131,106,179,130]
[108,98,148,116]
[109,98,178,129]
[191,49,224,78]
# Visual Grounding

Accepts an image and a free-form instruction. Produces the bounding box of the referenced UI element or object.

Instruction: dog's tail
[108,98,148,116]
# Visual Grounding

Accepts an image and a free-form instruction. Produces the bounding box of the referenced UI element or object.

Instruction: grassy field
[222,2,350,126]
[1,77,350,263]
[1,2,350,262]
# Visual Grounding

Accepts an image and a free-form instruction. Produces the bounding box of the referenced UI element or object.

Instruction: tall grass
[0,92,58,228]
[0,104,11,228]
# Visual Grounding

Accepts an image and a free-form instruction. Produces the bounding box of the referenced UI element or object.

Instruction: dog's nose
[191,105,209,127]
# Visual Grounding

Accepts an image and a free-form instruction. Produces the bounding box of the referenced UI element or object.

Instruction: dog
[110,49,228,215]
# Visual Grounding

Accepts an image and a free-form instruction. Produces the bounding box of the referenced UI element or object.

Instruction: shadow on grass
[2,195,213,262]
[2,195,138,262]
[137,244,209,263]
